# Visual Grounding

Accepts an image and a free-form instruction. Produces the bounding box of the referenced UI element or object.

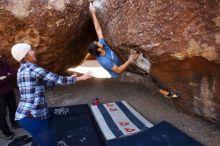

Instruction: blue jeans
[17,117,56,146]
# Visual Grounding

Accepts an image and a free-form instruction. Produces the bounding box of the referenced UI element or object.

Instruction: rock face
[1,0,220,125]
[0,0,94,73]
[92,0,220,124]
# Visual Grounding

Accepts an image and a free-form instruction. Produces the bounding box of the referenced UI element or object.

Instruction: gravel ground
[0,78,220,146]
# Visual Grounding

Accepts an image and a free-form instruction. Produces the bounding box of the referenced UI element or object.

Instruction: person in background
[87,2,138,79]
[88,2,179,98]
[0,54,19,140]
[11,43,92,146]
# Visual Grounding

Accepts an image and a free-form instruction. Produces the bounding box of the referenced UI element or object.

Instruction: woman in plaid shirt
[11,43,92,146]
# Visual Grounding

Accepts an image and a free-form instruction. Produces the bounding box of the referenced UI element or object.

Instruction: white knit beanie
[11,43,31,62]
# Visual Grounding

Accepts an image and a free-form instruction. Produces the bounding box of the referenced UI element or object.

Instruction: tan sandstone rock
[92,0,220,124]
[0,0,93,73]
[1,0,220,125]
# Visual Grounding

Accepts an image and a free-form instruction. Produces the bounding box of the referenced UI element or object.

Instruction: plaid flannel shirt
[15,62,75,120]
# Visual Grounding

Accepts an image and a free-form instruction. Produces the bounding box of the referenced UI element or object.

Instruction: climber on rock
[87,2,180,99]
[87,2,138,79]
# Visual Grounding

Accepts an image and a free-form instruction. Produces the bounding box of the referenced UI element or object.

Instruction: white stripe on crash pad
[90,105,116,140]
[121,101,153,128]
[103,103,140,135]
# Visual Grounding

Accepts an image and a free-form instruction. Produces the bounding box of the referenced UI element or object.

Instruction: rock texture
[92,0,220,124]
[0,0,220,125]
[0,0,94,73]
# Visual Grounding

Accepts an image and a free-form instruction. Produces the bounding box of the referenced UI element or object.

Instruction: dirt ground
[0,78,220,146]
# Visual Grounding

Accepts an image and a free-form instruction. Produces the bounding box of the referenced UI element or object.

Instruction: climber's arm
[89,2,104,39]
[112,52,139,74]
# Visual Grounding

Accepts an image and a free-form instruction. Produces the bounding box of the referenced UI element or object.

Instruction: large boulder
[92,0,220,124]
[0,0,93,73]
[1,0,220,125]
